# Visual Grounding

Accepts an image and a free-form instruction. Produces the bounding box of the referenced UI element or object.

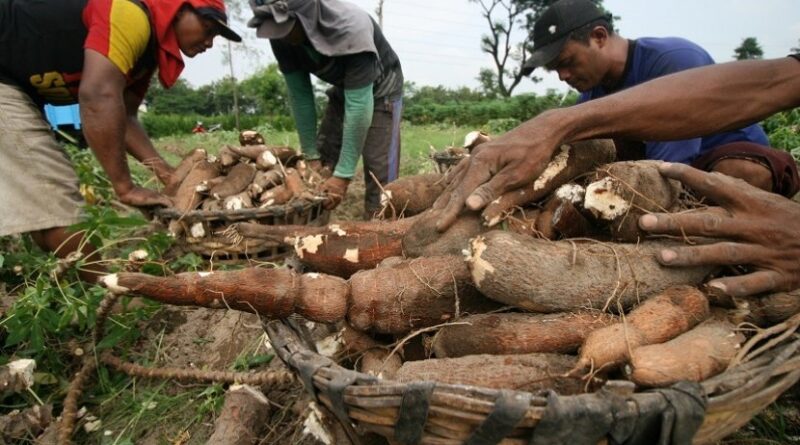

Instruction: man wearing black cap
[249,0,404,218]
[0,0,241,281]
[521,0,798,198]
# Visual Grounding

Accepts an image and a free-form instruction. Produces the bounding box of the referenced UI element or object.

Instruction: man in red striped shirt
[0,0,240,281]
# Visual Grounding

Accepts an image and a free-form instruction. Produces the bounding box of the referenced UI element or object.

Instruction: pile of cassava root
[106,135,799,397]
[162,130,326,241]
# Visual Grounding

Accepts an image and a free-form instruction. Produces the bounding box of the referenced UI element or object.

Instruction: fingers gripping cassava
[574,286,710,373]
[628,320,745,387]
[235,216,420,278]
[481,139,616,227]
[348,255,498,334]
[467,231,714,312]
[431,312,617,358]
[101,269,348,323]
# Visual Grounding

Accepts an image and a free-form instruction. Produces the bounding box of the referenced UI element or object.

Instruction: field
[1,121,799,444]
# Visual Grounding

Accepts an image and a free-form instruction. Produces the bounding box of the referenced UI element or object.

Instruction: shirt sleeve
[645,47,712,79]
[83,0,151,76]
[645,139,703,164]
[343,52,380,90]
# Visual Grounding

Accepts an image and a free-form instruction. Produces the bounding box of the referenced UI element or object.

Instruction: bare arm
[122,89,174,186]
[436,57,800,230]
[558,57,800,143]
[79,50,171,207]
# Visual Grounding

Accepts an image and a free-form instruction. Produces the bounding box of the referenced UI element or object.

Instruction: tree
[791,39,800,53]
[734,37,764,60]
[473,0,613,98]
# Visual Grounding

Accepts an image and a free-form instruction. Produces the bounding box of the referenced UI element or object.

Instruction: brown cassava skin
[164,149,207,196]
[283,168,306,196]
[585,160,683,242]
[228,145,270,161]
[629,320,744,387]
[218,146,240,168]
[211,162,257,199]
[341,324,402,379]
[432,312,618,358]
[482,139,616,227]
[207,385,270,445]
[381,173,446,217]
[348,255,499,334]
[469,231,714,313]
[575,286,710,372]
[534,196,561,240]
[402,209,489,258]
[236,217,420,278]
[105,269,348,323]
[259,185,293,205]
[744,289,800,327]
[506,208,541,237]
[171,160,221,211]
[396,353,582,394]
[223,191,254,210]
[552,200,594,239]
[239,130,265,146]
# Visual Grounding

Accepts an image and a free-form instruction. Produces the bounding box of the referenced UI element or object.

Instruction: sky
[182,0,800,95]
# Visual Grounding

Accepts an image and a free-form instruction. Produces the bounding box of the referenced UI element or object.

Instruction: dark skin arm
[436,57,800,230]
[122,89,174,186]
[79,49,171,207]
[437,57,800,297]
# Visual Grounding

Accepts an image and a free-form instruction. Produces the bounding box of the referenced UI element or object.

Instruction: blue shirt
[578,37,770,163]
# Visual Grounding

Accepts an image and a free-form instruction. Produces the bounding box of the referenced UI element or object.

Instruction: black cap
[196,6,243,42]
[521,0,608,75]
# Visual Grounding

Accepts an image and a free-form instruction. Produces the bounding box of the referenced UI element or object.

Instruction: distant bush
[403,90,577,127]
[763,109,800,161]
[141,113,294,138]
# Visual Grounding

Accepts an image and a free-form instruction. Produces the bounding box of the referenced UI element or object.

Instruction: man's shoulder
[635,37,709,57]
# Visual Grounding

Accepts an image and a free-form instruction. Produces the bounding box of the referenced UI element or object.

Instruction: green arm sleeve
[284,71,319,159]
[334,83,374,179]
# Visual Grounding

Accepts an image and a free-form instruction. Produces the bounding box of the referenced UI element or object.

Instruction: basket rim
[264,316,800,445]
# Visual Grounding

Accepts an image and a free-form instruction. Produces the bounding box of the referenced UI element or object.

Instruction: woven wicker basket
[264,315,800,445]
[155,199,329,262]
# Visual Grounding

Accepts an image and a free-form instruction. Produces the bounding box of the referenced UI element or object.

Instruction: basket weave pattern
[265,314,800,445]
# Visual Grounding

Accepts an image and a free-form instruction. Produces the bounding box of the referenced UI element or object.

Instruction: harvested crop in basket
[396,353,584,394]
[431,312,617,358]
[584,160,683,242]
[101,269,348,323]
[628,319,745,387]
[234,216,420,277]
[347,255,499,335]
[379,173,446,217]
[574,285,710,373]
[467,230,714,312]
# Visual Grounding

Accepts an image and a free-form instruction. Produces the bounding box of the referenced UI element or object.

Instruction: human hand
[432,129,560,232]
[320,176,350,210]
[639,163,800,297]
[117,185,174,209]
